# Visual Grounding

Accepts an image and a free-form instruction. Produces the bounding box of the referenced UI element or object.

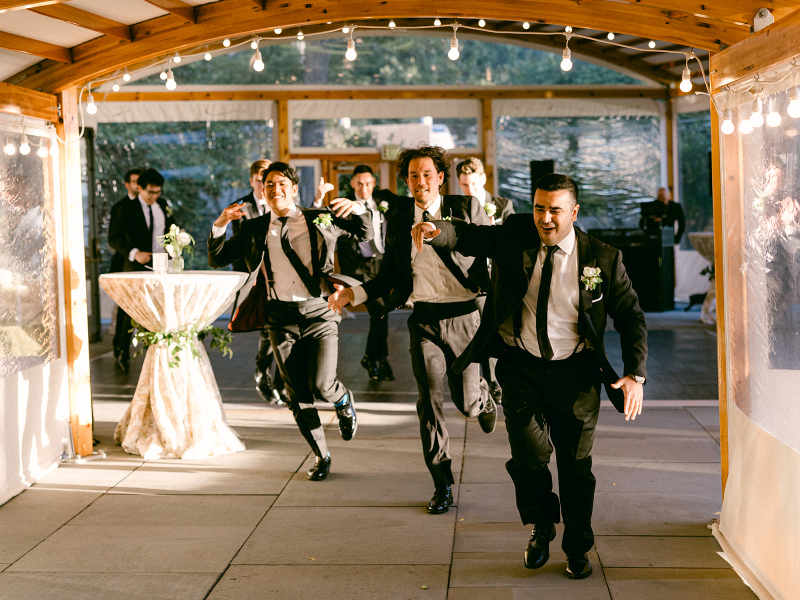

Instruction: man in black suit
[639,187,686,244]
[108,168,176,372]
[456,157,515,404]
[328,146,497,514]
[412,174,647,579]
[335,165,395,381]
[109,168,141,363]
[208,162,372,481]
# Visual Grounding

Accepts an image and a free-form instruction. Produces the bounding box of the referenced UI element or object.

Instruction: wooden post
[481,99,495,193]
[665,96,676,197]
[55,86,93,457]
[709,99,728,498]
[277,99,290,163]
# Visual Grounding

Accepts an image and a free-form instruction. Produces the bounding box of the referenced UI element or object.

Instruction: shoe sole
[565,566,593,579]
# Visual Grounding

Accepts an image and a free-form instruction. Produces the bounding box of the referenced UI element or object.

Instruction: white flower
[169,224,179,234]
[581,266,603,291]
[583,266,600,278]
[177,231,192,246]
[484,202,497,217]
[378,200,389,213]
[164,244,176,258]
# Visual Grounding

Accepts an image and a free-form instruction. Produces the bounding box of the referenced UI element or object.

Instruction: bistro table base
[115,341,245,460]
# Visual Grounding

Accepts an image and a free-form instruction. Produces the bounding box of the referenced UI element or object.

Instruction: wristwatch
[627,374,646,385]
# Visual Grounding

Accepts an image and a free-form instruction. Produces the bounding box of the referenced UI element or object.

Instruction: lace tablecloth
[688,232,716,325]
[99,271,248,460]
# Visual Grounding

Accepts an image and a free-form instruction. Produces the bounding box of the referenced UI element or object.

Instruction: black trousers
[474,295,497,383]
[408,300,488,489]
[496,346,601,558]
[256,328,284,390]
[267,298,347,457]
[113,306,132,359]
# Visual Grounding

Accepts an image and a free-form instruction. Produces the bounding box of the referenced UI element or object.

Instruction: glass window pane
[677,111,713,249]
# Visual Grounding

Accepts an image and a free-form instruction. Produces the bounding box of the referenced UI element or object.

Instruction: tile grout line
[683,406,722,448]
[447,413,470,599]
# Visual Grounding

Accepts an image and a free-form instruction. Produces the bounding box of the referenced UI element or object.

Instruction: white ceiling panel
[0,10,101,47]
[65,0,168,26]
[0,47,40,82]
[183,0,222,6]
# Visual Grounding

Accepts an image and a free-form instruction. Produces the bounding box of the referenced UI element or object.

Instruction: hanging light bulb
[565,26,572,33]
[165,68,177,90]
[607,32,615,40]
[345,36,357,61]
[739,117,753,134]
[37,144,48,158]
[388,19,396,29]
[86,90,97,115]
[767,99,782,127]
[561,36,572,71]
[679,65,692,93]
[522,22,530,30]
[204,52,212,61]
[297,30,304,40]
[173,52,181,64]
[160,71,167,80]
[4,140,15,155]
[342,26,350,33]
[787,86,800,119]
[434,19,441,27]
[253,49,264,71]
[448,27,460,61]
[122,70,131,82]
[250,37,259,50]
[274,28,282,34]
[721,109,735,135]
[478,19,485,27]
[648,40,656,48]
[19,133,31,155]
[49,142,59,157]
[223,38,231,47]
[112,83,120,92]
[750,98,764,128]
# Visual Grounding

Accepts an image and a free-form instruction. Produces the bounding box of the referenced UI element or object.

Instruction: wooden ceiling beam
[0,30,71,62]
[29,5,132,41]
[250,0,266,8]
[142,0,196,24]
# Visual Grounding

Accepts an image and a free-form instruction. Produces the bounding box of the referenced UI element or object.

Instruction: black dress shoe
[335,391,357,441]
[116,354,129,374]
[368,360,381,380]
[566,554,593,579]
[427,485,453,514]
[307,454,331,481]
[377,358,395,381]
[524,522,556,569]
[488,381,503,405]
[274,388,290,406]
[254,368,276,404]
[360,355,371,372]
[478,395,497,434]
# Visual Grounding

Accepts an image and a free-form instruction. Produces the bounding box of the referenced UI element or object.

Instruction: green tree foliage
[677,111,713,248]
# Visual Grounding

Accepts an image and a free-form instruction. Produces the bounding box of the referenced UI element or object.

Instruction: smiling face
[140,183,162,206]
[458,172,486,197]
[533,188,579,247]
[406,157,444,210]
[351,171,376,201]
[264,171,298,215]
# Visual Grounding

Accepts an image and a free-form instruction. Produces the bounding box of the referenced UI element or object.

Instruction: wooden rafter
[0,30,71,62]
[29,5,132,41]
[142,0,196,24]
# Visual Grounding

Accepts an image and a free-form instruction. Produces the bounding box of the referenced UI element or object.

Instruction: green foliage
[130,320,233,368]
[677,111,713,249]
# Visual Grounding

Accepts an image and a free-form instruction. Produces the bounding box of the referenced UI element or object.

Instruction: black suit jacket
[107,194,136,273]
[361,194,491,312]
[485,192,515,225]
[230,190,263,272]
[428,216,647,412]
[639,200,686,244]
[108,197,176,272]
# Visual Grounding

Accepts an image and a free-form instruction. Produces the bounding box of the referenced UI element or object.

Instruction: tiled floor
[0,310,756,599]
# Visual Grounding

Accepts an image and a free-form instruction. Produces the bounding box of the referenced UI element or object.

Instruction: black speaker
[530,160,555,202]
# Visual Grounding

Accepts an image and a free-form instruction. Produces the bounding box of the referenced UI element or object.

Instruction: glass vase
[168,256,184,274]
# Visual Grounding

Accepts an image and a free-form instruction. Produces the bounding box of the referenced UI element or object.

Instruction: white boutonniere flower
[313,213,333,229]
[442,216,452,221]
[581,266,603,291]
[378,200,389,213]
[484,202,497,217]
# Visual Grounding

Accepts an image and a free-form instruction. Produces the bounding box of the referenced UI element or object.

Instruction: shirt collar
[268,203,300,223]
[542,226,577,256]
[138,195,154,209]
[414,194,442,222]
[356,194,374,205]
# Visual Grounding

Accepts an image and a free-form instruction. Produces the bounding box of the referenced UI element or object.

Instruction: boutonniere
[442,216,452,221]
[164,201,173,217]
[581,266,603,291]
[378,200,389,213]
[484,202,497,217]
[313,213,333,229]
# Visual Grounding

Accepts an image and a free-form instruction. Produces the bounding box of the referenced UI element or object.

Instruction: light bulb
[250,38,259,50]
[721,109,734,135]
[223,38,230,47]
[274,28,282,34]
[739,118,753,134]
[767,102,781,128]
[173,53,181,64]
[478,19,485,27]
[607,32,615,40]
[112,83,120,92]
[4,141,15,155]
[49,144,59,157]
[342,26,349,33]
[648,40,656,48]
[253,49,264,71]
[522,22,530,29]
[37,145,48,158]
[448,35,459,60]
[345,38,357,61]
[297,30,304,40]
[160,71,167,80]
[750,98,764,127]
[561,47,572,71]
[165,69,176,90]
[565,26,572,33]
[388,19,396,28]
[434,19,441,26]
[788,86,800,119]
[204,52,212,61]
[19,134,30,155]
[679,66,692,93]
[123,72,131,82]
[86,92,97,114]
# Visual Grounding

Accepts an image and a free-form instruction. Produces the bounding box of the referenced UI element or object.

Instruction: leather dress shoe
[566,554,593,579]
[524,522,556,569]
[274,388,289,406]
[307,454,331,481]
[335,391,357,441]
[377,358,395,381]
[488,381,503,405]
[254,368,277,404]
[360,356,381,380]
[478,395,497,434]
[427,485,453,514]
[116,353,130,374]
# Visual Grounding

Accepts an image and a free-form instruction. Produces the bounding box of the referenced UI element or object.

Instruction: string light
[173,52,181,64]
[561,35,572,71]
[250,37,259,50]
[49,142,59,157]
[112,82,120,92]
[159,71,167,80]
[19,131,31,155]
[388,19,396,29]
[223,38,230,47]
[607,32,615,40]
[37,144,48,158]
[122,70,131,82]
[680,57,692,93]
[565,26,572,33]
[750,97,764,128]
[433,19,441,26]
[274,28,282,34]
[297,30,304,40]
[3,139,15,155]
[739,116,753,134]
[86,87,97,114]
[342,26,350,33]
[648,40,656,48]
[253,49,264,71]
[522,22,530,30]
[165,68,177,90]
[766,98,781,127]
[204,52,212,61]
[788,86,800,119]
[345,29,357,61]
[478,19,486,27]
[448,25,460,61]
[721,109,735,135]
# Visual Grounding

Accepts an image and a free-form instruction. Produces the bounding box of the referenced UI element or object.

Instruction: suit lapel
[576,227,596,313]
[302,210,323,278]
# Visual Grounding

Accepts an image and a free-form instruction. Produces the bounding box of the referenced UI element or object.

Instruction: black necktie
[147,204,154,237]
[277,216,321,297]
[535,245,559,361]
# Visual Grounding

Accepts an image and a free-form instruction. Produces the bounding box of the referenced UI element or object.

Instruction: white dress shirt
[351,195,477,306]
[473,187,487,207]
[499,227,583,360]
[358,194,385,255]
[128,196,166,261]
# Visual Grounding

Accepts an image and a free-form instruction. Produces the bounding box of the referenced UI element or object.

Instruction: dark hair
[263,161,300,186]
[137,168,165,189]
[396,145,450,184]
[535,174,579,206]
[250,159,271,178]
[456,157,484,177]
[123,168,142,183]
[352,165,374,177]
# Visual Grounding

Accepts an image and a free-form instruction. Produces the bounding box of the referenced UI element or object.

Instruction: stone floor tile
[0,572,218,600]
[0,489,101,564]
[604,567,740,581]
[30,458,142,494]
[592,492,717,536]
[592,436,721,463]
[455,483,520,523]
[208,565,449,600]
[592,462,720,497]
[595,535,729,568]
[233,506,455,565]
[453,523,532,553]
[596,408,708,433]
[607,578,758,599]
[446,588,514,600]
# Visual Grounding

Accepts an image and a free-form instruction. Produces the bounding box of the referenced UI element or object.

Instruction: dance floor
[0,309,756,599]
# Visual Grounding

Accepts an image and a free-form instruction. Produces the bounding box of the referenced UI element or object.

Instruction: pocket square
[592,294,604,303]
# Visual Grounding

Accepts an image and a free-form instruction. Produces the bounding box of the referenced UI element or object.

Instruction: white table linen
[688,232,716,325]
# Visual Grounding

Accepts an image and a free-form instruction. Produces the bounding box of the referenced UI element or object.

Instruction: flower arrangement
[313,213,334,229]
[484,202,497,217]
[158,224,194,259]
[131,320,233,368]
[581,266,603,291]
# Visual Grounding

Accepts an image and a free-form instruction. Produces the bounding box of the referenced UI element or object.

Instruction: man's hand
[327,283,354,313]
[134,251,152,264]
[330,198,361,218]
[411,222,440,253]
[214,202,246,228]
[611,376,644,421]
[313,177,335,206]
